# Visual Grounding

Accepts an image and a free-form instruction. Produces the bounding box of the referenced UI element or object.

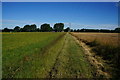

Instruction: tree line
[2,23,66,32]
[70,28,120,33]
[2,23,120,33]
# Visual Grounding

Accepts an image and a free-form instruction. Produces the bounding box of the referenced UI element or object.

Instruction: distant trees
[22,24,37,32]
[2,23,120,33]
[30,24,37,32]
[115,28,120,33]
[70,29,74,32]
[40,23,52,32]
[2,28,10,32]
[64,27,70,32]
[2,28,13,32]
[14,26,20,32]
[71,28,119,33]
[54,23,64,32]
[22,25,30,32]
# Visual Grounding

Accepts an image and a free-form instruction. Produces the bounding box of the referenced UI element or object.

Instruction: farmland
[71,33,119,46]
[2,2,119,79]
[2,32,120,78]
[71,32,120,78]
[2,32,94,78]
[2,32,65,78]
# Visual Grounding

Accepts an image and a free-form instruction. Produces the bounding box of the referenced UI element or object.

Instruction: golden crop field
[71,32,119,47]
[71,32,120,78]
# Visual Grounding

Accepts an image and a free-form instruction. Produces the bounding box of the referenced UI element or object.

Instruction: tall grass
[71,32,120,78]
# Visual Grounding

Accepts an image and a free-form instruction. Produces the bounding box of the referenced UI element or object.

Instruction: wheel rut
[48,34,67,78]
[47,33,94,78]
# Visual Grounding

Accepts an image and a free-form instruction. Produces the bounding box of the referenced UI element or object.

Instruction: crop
[71,32,120,78]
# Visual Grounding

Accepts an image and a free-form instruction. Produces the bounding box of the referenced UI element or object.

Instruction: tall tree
[23,25,31,32]
[14,26,20,32]
[54,23,64,32]
[22,24,37,32]
[30,24,37,32]
[40,23,52,32]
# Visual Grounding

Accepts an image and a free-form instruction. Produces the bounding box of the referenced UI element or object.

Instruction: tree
[80,28,85,32]
[50,27,53,31]
[54,23,64,32]
[70,29,73,32]
[64,27,70,32]
[115,28,120,33]
[2,28,13,32]
[23,25,31,32]
[2,28,9,32]
[30,24,37,32]
[14,26,20,32]
[76,29,80,32]
[73,29,77,32]
[36,28,40,32]
[40,23,52,32]
[20,24,37,32]
[100,29,111,33]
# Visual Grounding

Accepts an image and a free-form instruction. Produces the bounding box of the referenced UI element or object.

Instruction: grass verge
[70,32,120,78]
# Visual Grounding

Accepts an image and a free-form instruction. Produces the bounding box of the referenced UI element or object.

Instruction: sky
[2,2,118,29]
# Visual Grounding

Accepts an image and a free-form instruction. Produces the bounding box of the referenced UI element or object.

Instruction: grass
[48,33,93,78]
[2,32,94,78]
[2,32,65,78]
[71,32,120,78]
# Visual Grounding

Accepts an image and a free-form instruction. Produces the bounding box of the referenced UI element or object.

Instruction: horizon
[2,2,118,30]
[1,23,118,30]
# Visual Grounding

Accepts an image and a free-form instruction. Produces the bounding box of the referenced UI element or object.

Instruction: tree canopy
[22,24,37,32]
[40,23,52,32]
[14,26,20,32]
[54,23,64,32]
[2,23,120,33]
[115,28,120,33]
[30,24,37,32]
[64,27,70,32]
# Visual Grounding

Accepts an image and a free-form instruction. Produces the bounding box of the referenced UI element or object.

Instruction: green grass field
[2,32,93,78]
[3,32,65,78]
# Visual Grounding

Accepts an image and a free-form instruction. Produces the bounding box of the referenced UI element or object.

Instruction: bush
[92,44,120,78]
[86,39,99,47]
